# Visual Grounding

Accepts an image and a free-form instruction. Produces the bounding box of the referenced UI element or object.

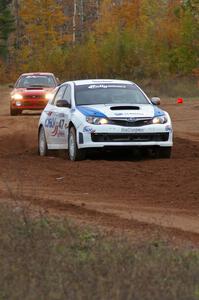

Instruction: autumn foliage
[0,0,198,83]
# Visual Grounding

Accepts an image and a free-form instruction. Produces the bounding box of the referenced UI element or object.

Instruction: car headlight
[152,115,168,124]
[15,101,22,106]
[45,93,54,100]
[86,116,109,125]
[12,93,23,100]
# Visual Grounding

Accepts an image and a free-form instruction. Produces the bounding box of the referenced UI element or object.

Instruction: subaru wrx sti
[38,79,173,161]
[10,72,59,115]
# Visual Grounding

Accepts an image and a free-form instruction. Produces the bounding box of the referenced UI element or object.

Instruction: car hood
[77,104,165,119]
[11,87,55,95]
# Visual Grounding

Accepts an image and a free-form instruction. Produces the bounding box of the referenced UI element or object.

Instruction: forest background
[0,0,198,92]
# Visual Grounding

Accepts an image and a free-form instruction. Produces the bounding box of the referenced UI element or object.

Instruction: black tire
[10,107,22,116]
[158,147,172,159]
[68,127,86,161]
[38,126,49,156]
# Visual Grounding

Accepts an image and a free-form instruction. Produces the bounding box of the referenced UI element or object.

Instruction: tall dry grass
[0,204,199,300]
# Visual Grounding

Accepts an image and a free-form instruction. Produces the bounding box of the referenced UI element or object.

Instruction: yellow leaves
[20,0,67,44]
[193,67,199,78]
[20,0,67,46]
[3,0,197,82]
[16,0,68,73]
[0,59,6,83]
[63,34,73,43]
[95,0,118,37]
[95,0,161,38]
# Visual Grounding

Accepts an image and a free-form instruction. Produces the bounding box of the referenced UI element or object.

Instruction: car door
[45,85,67,147]
[53,84,72,148]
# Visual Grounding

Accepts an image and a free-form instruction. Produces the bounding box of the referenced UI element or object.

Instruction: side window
[52,86,66,105]
[63,85,71,104]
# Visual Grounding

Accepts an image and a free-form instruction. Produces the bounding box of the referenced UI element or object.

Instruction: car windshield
[16,75,56,88]
[75,83,149,106]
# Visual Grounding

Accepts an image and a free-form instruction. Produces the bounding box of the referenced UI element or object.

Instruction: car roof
[20,72,55,77]
[71,79,134,86]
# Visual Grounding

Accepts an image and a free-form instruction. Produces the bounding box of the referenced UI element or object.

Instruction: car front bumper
[77,124,173,149]
[11,99,48,110]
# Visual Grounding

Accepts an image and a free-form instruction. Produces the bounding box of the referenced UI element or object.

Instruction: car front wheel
[158,147,172,159]
[68,127,86,161]
[10,107,22,116]
[38,126,49,156]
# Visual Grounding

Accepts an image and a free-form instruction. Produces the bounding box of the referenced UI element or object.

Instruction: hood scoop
[110,106,140,110]
[26,87,43,90]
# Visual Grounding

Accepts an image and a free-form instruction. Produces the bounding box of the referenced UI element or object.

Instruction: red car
[10,72,59,115]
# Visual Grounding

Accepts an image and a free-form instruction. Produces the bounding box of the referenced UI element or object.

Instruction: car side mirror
[9,84,14,88]
[56,99,71,108]
[151,97,161,106]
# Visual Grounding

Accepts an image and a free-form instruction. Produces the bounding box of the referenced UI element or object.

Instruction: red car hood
[11,87,55,96]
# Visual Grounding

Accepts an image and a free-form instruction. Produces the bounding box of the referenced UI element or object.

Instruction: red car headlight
[12,93,23,100]
[45,93,54,100]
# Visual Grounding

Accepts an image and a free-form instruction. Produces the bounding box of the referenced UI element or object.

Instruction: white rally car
[38,79,173,161]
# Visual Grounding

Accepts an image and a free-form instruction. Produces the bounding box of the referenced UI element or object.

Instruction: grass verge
[0,204,199,300]
[138,76,199,98]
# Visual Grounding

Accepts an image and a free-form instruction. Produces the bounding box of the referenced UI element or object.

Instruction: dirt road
[0,87,199,245]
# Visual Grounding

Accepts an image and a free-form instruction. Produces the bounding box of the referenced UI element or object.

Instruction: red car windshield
[16,75,57,88]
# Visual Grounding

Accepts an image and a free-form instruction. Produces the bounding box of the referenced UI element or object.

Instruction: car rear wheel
[68,127,86,161]
[38,126,49,156]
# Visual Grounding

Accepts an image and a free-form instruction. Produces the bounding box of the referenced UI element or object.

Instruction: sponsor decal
[88,84,126,89]
[77,106,107,118]
[59,119,64,129]
[114,112,143,116]
[46,111,53,116]
[45,118,55,128]
[153,106,164,117]
[51,125,65,137]
[165,125,172,132]
[57,131,65,137]
[51,125,59,136]
[58,113,65,118]
[121,128,144,133]
[83,126,95,133]
[45,117,65,137]
[127,117,139,122]
[114,113,123,116]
